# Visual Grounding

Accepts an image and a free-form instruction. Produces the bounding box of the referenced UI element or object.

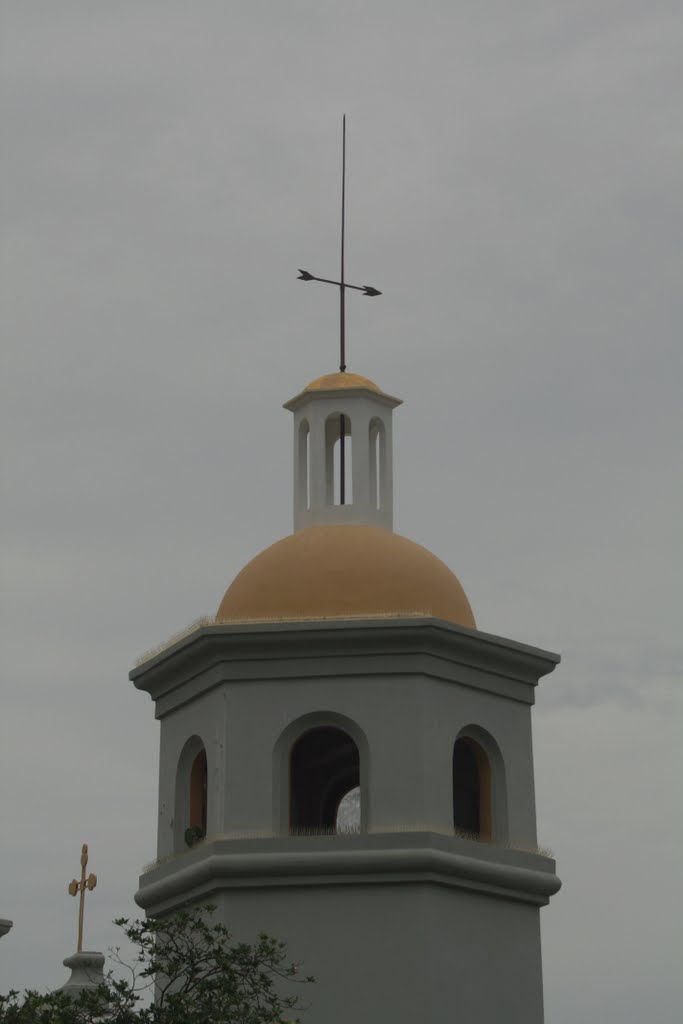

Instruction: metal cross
[297,115,382,503]
[68,843,97,953]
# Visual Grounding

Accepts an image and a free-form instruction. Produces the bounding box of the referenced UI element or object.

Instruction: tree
[0,906,313,1023]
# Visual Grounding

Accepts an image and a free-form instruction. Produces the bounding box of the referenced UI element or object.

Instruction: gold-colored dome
[216,525,476,629]
[304,372,381,393]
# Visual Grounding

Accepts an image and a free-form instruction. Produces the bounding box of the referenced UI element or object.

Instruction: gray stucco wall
[154,670,539,856]
[134,618,556,859]
[136,832,557,1024]
[215,880,544,1023]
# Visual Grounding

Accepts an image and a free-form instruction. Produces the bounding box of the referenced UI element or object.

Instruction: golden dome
[216,525,476,629]
[304,372,381,393]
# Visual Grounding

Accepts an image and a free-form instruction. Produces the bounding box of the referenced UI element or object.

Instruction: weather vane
[297,114,381,375]
[68,843,97,953]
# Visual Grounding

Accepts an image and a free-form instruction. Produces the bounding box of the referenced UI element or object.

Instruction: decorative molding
[136,832,561,916]
[131,617,559,718]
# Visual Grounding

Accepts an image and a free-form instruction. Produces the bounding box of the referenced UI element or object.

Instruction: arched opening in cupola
[298,418,311,510]
[290,726,360,834]
[369,417,385,510]
[452,736,492,839]
[325,414,352,505]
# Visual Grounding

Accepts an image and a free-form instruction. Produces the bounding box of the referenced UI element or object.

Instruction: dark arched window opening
[290,727,360,834]
[174,737,209,852]
[453,737,491,838]
[189,748,208,838]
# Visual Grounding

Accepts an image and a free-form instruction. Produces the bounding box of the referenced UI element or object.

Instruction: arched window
[369,418,385,511]
[453,737,492,839]
[290,727,360,834]
[174,736,208,851]
[325,414,352,505]
[298,419,311,511]
[189,748,208,837]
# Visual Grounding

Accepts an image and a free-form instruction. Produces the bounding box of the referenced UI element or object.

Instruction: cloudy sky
[2,2,681,1019]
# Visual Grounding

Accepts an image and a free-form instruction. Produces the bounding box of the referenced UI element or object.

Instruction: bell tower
[132,364,561,1024]
[132,117,560,1023]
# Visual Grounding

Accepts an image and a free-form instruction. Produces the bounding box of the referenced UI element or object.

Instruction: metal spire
[297,115,382,374]
[297,115,382,502]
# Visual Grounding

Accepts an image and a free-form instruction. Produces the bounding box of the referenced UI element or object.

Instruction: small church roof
[284,371,402,411]
[305,371,381,392]
[216,524,476,628]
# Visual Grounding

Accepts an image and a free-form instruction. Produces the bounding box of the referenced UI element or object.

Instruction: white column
[352,411,370,513]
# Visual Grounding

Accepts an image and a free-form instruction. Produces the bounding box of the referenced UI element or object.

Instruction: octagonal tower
[132,369,561,1023]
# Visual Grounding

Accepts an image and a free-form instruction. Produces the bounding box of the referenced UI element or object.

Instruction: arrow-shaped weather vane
[297,269,381,300]
[297,114,382,375]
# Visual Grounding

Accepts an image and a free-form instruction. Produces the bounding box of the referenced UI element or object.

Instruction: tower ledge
[135,832,561,917]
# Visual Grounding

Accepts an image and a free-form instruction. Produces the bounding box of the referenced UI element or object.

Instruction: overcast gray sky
[1,2,682,1020]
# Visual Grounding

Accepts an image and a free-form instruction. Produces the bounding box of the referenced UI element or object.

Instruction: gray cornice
[283,386,402,412]
[131,617,559,716]
[135,832,560,916]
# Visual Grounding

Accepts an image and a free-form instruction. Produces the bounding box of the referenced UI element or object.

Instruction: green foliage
[0,906,312,1024]
[0,986,113,1024]
[183,826,205,848]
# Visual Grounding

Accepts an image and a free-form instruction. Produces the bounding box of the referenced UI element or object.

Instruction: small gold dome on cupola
[216,524,476,629]
[304,371,381,392]
[283,371,400,411]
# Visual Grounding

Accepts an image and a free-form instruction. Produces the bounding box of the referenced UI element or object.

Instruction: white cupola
[283,371,402,532]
